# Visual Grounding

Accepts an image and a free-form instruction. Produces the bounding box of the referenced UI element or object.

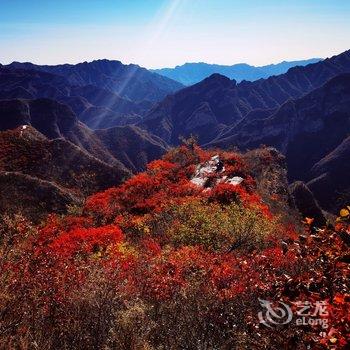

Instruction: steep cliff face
[289,181,326,227]
[242,147,290,206]
[307,136,350,212]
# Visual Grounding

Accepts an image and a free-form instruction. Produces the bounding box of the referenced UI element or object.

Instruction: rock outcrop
[289,181,327,227]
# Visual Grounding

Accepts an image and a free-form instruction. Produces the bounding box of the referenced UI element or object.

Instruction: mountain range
[1,50,350,216]
[141,50,350,211]
[0,60,183,130]
[141,50,350,145]
[0,97,167,220]
[152,58,321,85]
[208,73,350,211]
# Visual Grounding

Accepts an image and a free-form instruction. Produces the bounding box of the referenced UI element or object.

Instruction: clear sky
[0,0,349,68]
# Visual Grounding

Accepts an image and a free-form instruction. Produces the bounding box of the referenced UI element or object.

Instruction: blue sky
[0,0,349,68]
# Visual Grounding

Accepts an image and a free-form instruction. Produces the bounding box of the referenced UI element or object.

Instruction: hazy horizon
[3,55,325,71]
[1,0,349,69]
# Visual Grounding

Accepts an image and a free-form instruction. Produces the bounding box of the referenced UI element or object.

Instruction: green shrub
[155,200,277,252]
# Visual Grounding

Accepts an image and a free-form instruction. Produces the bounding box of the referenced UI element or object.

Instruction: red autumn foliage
[85,145,263,222]
[47,225,124,258]
[1,144,349,349]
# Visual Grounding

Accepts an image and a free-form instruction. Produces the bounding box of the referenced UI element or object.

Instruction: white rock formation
[190,155,244,189]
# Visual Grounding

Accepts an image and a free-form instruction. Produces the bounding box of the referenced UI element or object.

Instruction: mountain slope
[0,171,79,221]
[236,50,350,109]
[0,98,122,164]
[153,58,321,85]
[0,126,131,220]
[94,125,168,173]
[0,98,168,173]
[140,74,242,144]
[0,126,129,194]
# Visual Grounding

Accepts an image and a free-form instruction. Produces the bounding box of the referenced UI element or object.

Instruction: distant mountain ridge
[0,65,146,129]
[7,59,184,102]
[152,58,322,85]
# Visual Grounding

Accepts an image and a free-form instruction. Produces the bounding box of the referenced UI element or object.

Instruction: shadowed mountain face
[0,98,120,165]
[140,74,241,144]
[152,58,321,85]
[307,136,350,212]
[0,98,77,138]
[210,74,350,177]
[209,73,350,212]
[94,126,168,174]
[140,50,350,145]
